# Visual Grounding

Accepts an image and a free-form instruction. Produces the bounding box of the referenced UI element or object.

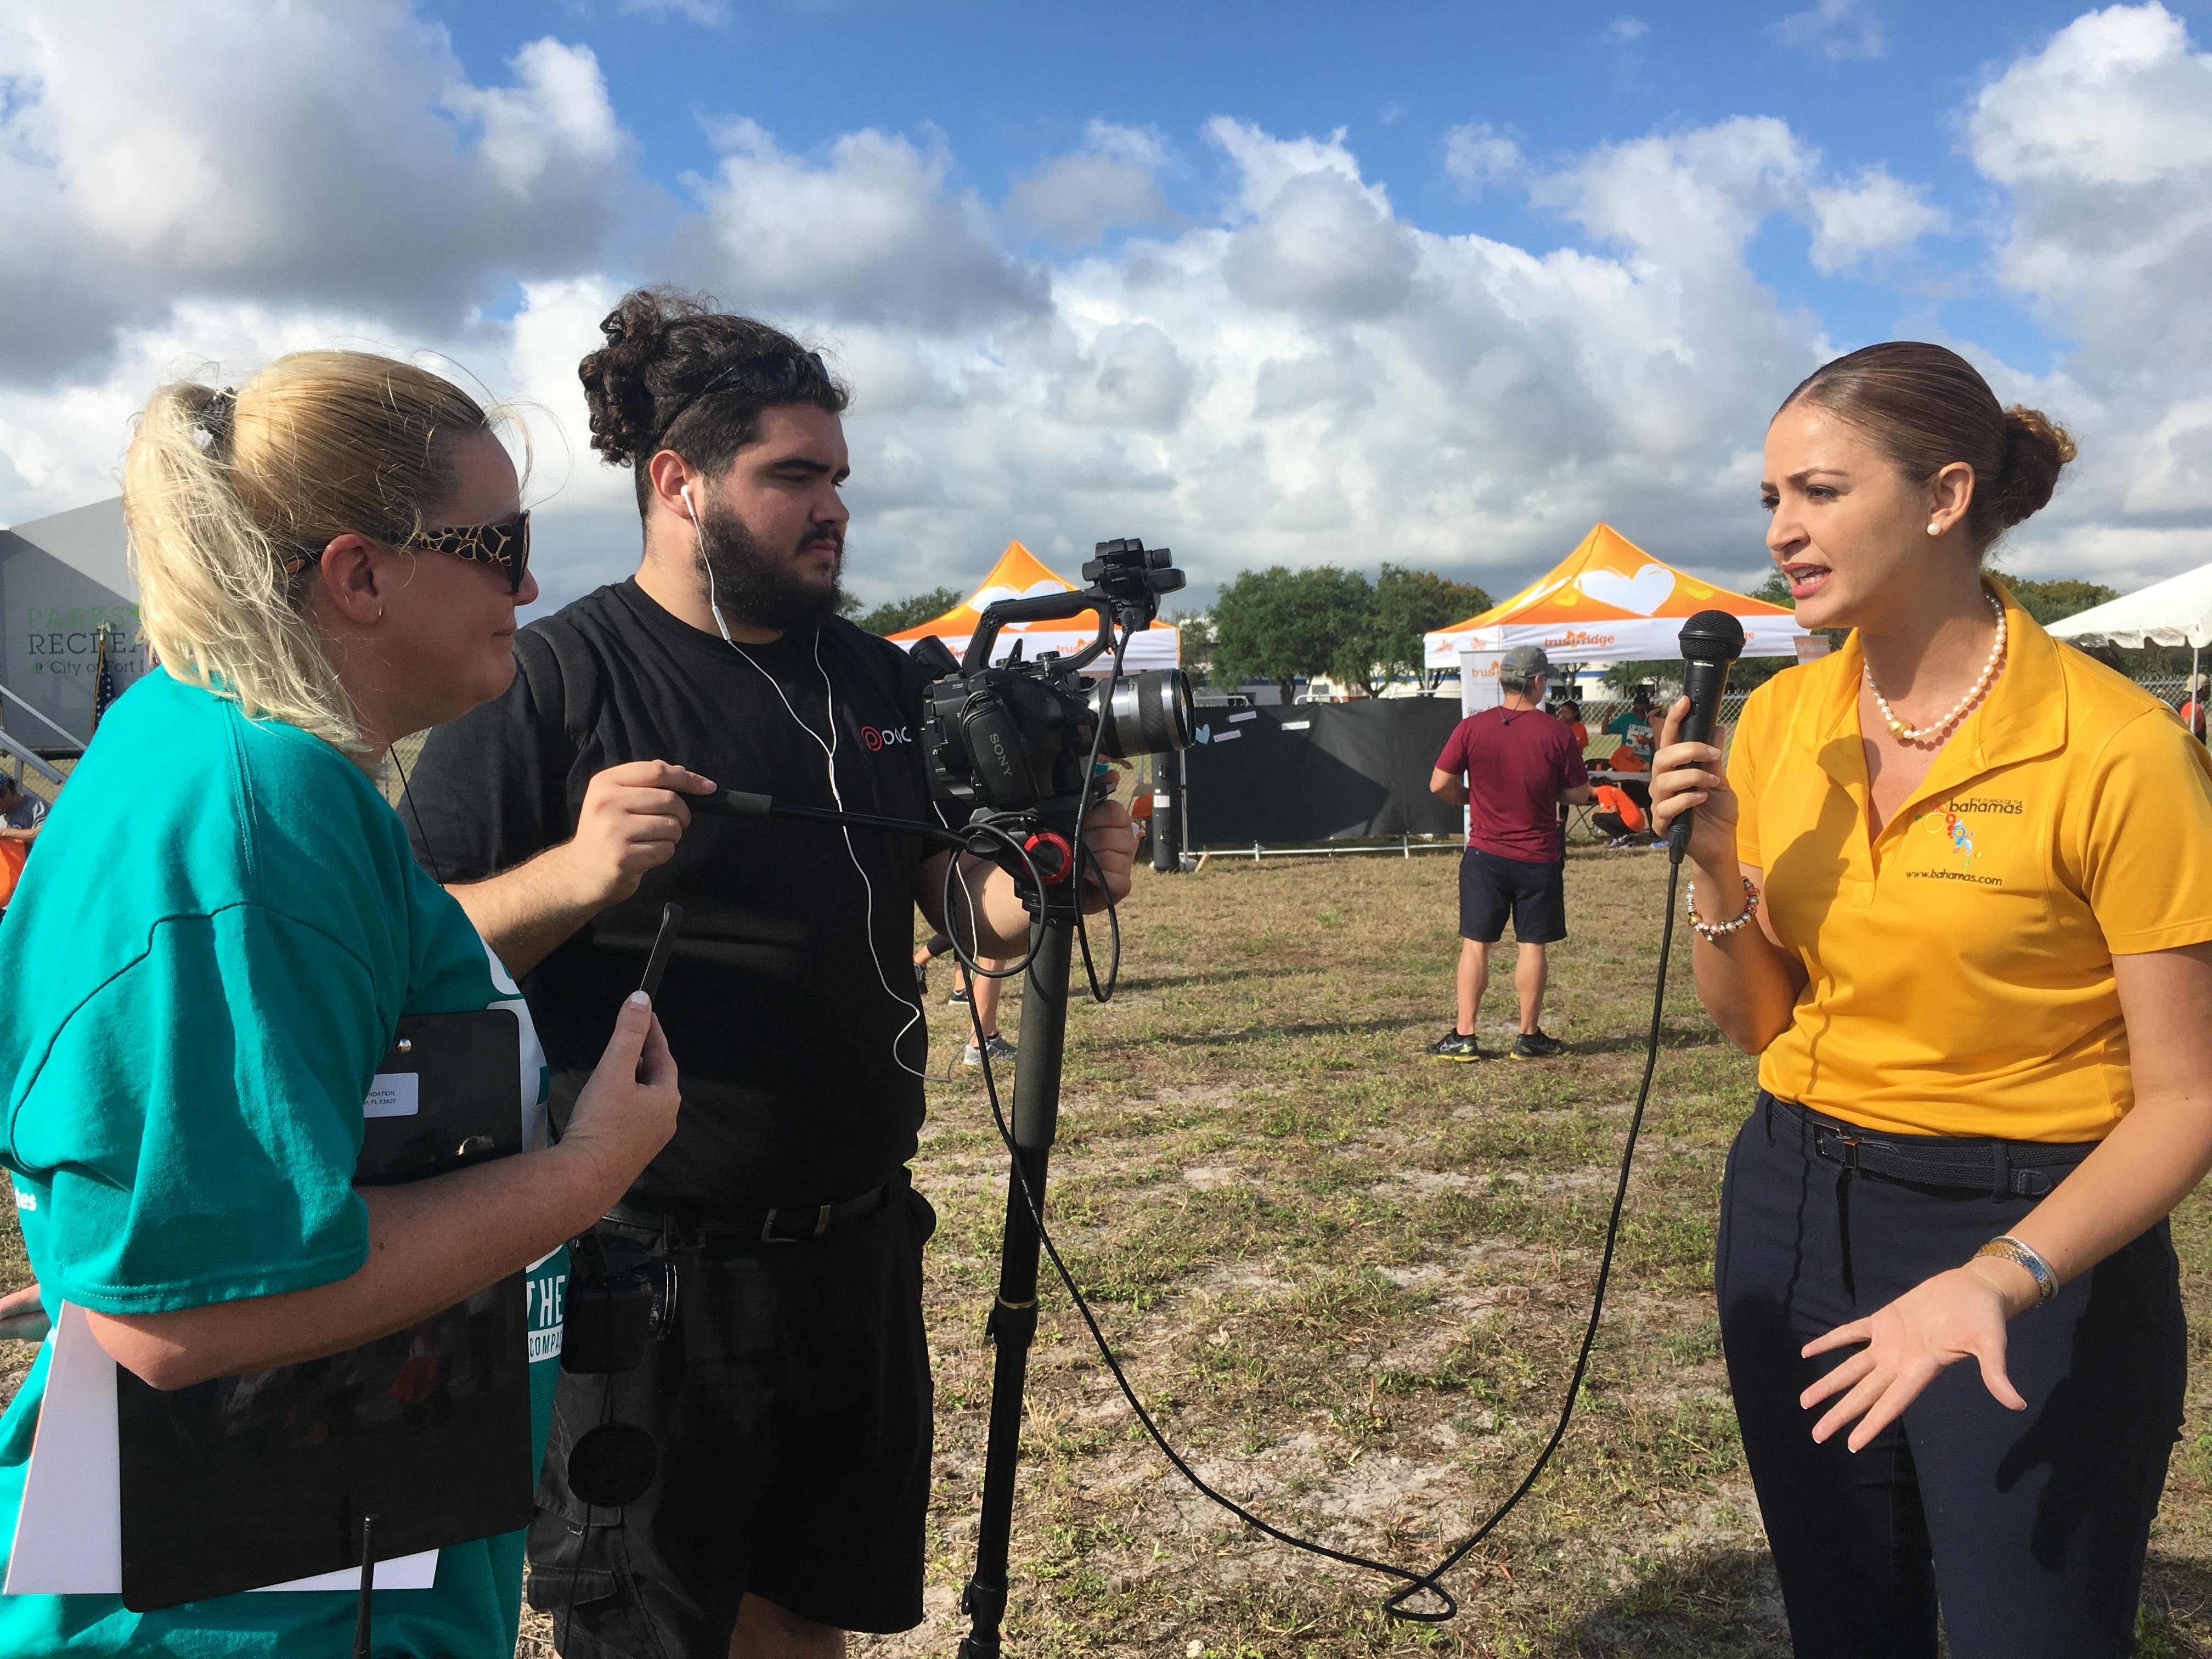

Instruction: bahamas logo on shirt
[1905,796,2022,885]
[1917,806,1979,871]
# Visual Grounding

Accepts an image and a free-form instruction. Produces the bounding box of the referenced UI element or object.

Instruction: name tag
[363,1074,420,1119]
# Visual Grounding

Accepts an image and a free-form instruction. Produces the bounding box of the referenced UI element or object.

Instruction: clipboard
[7,1008,538,1610]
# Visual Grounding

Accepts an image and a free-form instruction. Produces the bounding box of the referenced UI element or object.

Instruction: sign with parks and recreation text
[0,499,150,747]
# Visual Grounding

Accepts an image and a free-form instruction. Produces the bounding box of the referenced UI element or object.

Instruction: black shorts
[1458,848,1567,944]
[526,1175,938,1651]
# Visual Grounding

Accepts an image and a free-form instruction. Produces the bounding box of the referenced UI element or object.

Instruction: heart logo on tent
[970,578,1071,610]
[1576,565,1675,616]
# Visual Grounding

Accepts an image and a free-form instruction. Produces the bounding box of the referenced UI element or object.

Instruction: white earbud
[679,481,736,647]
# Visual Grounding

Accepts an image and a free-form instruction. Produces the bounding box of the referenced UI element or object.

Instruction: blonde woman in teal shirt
[0,353,682,1655]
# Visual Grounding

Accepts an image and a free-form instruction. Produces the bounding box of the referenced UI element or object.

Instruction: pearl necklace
[1864,592,2005,744]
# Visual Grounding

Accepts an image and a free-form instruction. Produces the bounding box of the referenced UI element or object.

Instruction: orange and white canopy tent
[1422,523,1809,669]
[887,540,1180,673]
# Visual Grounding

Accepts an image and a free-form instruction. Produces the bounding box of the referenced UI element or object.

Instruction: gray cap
[1499,644,1551,683]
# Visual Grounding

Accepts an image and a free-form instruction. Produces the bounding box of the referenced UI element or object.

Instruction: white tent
[2042,562,2212,649]
[2044,560,2212,695]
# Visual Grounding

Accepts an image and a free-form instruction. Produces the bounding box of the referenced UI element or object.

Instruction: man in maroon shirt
[1427,644,1593,1060]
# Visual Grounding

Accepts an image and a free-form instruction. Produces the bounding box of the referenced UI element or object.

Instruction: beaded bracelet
[1685,876,1759,943]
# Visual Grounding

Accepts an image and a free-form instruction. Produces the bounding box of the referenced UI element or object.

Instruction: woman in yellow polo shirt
[1650,341,2212,1659]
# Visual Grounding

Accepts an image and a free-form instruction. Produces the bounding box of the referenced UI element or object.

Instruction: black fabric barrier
[1184,699,1465,846]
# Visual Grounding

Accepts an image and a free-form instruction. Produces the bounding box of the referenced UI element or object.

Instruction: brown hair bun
[576,286,848,514]
[1989,404,2076,531]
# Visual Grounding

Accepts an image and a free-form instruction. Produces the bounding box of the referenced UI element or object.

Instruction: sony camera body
[916,539,1194,840]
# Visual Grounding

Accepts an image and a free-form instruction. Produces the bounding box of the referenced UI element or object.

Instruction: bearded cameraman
[402,289,1137,1659]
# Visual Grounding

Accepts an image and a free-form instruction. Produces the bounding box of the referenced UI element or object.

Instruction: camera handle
[961,591,1116,676]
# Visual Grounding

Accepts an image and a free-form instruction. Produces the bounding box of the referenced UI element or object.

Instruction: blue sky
[428,0,2104,368]
[3,0,2209,613]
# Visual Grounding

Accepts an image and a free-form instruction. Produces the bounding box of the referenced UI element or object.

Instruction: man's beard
[698,497,845,634]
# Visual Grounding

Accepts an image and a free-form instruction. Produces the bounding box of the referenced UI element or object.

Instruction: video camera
[910,539,1194,896]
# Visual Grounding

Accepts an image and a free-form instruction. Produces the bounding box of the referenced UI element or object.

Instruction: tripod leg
[958,922,1073,1659]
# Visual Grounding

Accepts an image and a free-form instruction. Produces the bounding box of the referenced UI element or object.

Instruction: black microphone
[1667,610,1747,865]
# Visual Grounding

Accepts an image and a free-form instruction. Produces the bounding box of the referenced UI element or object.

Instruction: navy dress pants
[1716,1094,2186,1659]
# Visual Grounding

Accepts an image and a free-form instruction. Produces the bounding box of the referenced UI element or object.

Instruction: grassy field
[10,847,2212,1655]
[852,847,2212,1658]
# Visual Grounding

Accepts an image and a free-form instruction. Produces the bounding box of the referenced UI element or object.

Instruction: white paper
[252,1552,438,1593]
[363,1073,420,1119]
[1227,710,1259,724]
[1210,729,1242,743]
[1282,720,1311,731]
[5,1304,119,1594]
[4,1304,440,1595]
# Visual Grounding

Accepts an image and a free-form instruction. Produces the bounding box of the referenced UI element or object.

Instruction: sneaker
[1427,1029,1483,1063]
[947,985,970,1006]
[1511,1029,1567,1060]
[1605,834,1638,849]
[963,1033,1017,1068]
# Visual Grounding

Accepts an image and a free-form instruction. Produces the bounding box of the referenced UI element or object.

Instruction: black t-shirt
[403,579,939,1212]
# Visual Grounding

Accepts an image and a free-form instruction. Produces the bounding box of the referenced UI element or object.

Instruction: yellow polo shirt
[1730,582,2212,1142]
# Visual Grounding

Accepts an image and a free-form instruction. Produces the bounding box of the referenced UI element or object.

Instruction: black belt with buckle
[1763,1092,2095,1199]
[603,1181,890,1248]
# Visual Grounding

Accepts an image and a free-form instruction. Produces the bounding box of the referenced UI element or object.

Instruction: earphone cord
[963,840,1684,1623]
[387,741,445,886]
[692,503,934,1081]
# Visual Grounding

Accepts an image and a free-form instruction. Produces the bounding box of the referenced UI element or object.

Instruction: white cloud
[0,3,634,383]
[1963,3,2212,575]
[1001,123,1178,247]
[617,0,730,22]
[1602,16,1650,45]
[673,121,1046,332]
[1806,166,1949,272]
[1773,0,1885,61]
[1443,122,1524,196]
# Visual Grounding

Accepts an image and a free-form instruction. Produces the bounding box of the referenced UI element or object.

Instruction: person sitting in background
[1591,781,1648,847]
[0,774,47,846]
[1603,688,1657,811]
[0,774,46,913]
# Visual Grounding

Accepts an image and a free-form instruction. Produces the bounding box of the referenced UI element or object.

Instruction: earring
[1926,522,1943,537]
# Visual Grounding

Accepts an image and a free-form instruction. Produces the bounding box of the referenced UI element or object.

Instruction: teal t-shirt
[1604,707,1655,761]
[0,671,563,1657]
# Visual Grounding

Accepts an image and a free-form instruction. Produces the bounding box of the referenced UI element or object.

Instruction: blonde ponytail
[122,351,497,751]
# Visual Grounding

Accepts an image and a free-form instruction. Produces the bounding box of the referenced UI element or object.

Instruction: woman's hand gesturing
[1649,696,1737,870]
[1798,1259,2038,1451]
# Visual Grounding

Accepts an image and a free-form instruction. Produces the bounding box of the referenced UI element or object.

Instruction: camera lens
[1091,669,1193,759]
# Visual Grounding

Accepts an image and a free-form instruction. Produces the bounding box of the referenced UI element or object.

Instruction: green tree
[1361,566,1492,693]
[2001,577,2118,627]
[1211,566,1373,703]
[1167,607,1216,685]
[855,587,963,636]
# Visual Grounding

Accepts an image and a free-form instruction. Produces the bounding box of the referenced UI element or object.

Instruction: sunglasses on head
[401,510,532,594]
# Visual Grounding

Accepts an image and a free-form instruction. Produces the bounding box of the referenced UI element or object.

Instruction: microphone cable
[958,693,1690,1623]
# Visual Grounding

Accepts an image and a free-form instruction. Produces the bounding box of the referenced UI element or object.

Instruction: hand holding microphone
[1650,611,1747,868]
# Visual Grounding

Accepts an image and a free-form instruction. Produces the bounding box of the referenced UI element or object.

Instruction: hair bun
[1990,405,2076,531]
[579,287,704,468]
